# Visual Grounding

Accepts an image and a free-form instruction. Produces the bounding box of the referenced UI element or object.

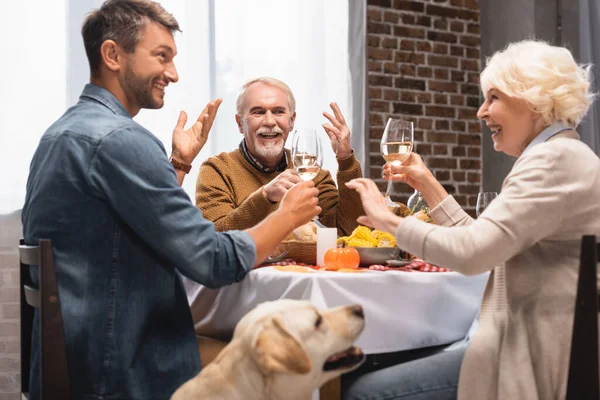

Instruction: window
[0,0,365,212]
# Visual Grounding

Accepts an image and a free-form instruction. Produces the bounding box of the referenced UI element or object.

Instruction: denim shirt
[22,84,256,400]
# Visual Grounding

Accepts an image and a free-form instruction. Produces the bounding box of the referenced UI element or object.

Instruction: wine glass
[407,189,428,214]
[476,192,498,217]
[380,118,414,208]
[291,128,323,181]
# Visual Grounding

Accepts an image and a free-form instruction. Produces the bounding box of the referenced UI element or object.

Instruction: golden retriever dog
[171,299,366,400]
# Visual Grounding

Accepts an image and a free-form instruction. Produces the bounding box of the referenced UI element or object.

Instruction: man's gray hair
[236,77,296,115]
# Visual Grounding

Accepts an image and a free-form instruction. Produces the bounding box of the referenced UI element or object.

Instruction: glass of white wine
[476,192,498,217]
[291,128,323,181]
[380,118,414,208]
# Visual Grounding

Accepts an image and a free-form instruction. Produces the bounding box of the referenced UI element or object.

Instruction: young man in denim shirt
[21,1,321,399]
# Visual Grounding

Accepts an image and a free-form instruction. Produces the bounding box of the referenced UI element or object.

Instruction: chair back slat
[566,235,599,400]
[19,239,71,400]
[24,286,40,308]
[19,245,39,267]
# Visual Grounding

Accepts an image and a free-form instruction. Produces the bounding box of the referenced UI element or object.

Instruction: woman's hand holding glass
[383,153,449,210]
[383,153,431,192]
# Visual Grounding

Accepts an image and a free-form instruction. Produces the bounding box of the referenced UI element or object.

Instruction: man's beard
[248,126,286,161]
[123,62,163,110]
[253,138,285,160]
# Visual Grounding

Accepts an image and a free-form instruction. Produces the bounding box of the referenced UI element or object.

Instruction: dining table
[184,265,488,355]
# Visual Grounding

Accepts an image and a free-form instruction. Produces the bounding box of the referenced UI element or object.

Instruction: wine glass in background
[406,142,429,214]
[291,128,323,181]
[407,189,428,214]
[380,118,414,208]
[476,192,498,217]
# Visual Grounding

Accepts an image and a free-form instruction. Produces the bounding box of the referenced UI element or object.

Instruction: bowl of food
[354,246,401,266]
[337,226,402,266]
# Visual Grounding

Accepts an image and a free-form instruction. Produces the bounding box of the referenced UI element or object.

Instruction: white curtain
[0,0,364,213]
[0,1,68,214]
[579,0,600,156]
[348,0,368,175]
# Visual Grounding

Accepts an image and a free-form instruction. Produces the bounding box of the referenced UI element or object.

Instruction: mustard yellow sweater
[195,149,364,236]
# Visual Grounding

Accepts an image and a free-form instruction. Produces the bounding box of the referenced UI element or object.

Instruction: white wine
[382,141,412,163]
[296,165,320,181]
[293,153,318,167]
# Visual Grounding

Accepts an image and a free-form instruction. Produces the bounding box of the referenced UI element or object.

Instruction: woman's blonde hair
[480,40,595,127]
[236,77,296,115]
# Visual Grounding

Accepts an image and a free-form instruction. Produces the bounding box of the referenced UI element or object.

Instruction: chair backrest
[19,239,71,400]
[567,235,600,400]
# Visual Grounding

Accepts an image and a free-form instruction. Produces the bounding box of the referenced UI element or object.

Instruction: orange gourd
[324,247,360,271]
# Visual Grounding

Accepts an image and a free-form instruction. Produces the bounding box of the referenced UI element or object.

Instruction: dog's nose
[350,305,364,319]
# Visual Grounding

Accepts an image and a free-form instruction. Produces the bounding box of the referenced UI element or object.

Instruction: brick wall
[0,211,21,399]
[366,0,482,214]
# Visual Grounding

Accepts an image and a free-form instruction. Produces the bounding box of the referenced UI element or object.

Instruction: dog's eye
[314,315,323,328]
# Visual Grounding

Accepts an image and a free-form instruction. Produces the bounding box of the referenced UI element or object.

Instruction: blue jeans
[342,345,466,400]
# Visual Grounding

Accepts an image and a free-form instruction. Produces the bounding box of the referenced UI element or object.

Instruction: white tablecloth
[184,267,488,355]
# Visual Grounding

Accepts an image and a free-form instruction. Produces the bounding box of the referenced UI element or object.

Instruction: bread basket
[281,239,317,265]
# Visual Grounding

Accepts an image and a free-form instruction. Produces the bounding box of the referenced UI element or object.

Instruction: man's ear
[99,40,122,73]
[235,114,244,134]
[252,317,311,375]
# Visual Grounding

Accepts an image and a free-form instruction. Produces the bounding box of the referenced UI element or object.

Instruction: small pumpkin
[324,247,360,271]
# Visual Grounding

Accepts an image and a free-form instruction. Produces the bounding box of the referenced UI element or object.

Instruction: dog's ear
[252,317,311,375]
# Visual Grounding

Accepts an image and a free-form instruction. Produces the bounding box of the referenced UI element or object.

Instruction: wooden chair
[196,336,341,399]
[566,235,600,400]
[19,239,71,400]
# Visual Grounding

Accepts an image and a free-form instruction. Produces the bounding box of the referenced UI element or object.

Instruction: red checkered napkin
[367,264,396,271]
[368,258,450,272]
[407,258,451,272]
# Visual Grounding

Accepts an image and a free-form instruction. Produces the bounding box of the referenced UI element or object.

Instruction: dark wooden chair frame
[19,238,71,400]
[567,235,600,400]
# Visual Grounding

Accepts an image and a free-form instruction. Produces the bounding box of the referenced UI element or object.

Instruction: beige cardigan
[396,132,600,399]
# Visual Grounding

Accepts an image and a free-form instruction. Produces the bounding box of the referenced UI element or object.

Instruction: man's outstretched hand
[171,98,223,164]
[322,102,352,160]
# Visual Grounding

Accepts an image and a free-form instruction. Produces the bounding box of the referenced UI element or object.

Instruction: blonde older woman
[344,40,600,400]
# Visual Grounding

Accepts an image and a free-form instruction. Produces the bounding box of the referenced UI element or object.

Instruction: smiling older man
[194,77,364,236]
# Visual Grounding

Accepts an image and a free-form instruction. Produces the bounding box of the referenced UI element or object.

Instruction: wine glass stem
[384,179,393,200]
